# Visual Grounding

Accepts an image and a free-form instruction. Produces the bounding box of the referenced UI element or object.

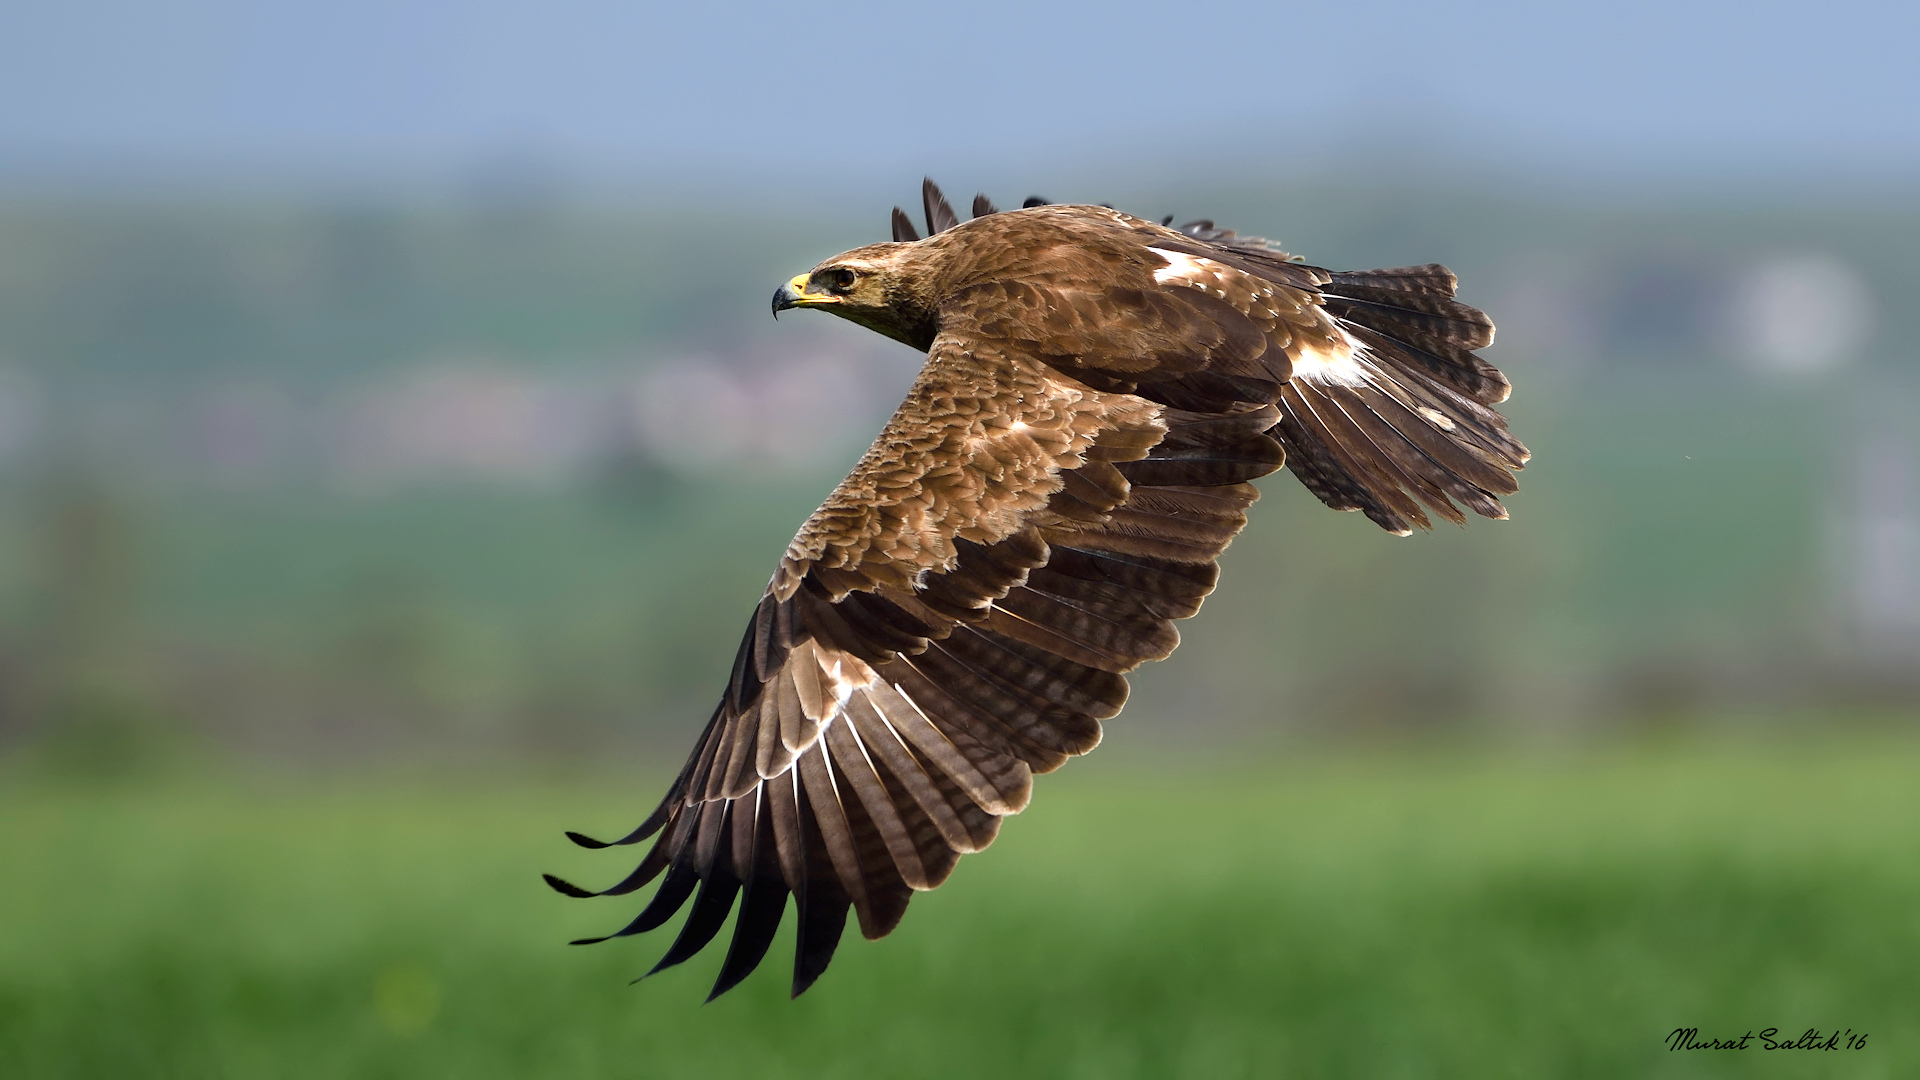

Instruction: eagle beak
[772,273,833,318]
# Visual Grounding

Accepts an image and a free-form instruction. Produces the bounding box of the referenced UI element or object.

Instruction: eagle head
[772,242,942,351]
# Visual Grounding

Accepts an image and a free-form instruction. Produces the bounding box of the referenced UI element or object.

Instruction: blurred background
[3,2,1919,1077]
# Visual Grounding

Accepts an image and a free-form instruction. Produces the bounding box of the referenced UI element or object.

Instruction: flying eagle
[547,180,1528,1000]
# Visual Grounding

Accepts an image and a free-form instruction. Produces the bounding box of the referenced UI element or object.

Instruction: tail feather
[1327,264,1459,296]
[1321,265,1508,405]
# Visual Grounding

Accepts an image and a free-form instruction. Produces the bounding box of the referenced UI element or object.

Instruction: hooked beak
[771,273,833,318]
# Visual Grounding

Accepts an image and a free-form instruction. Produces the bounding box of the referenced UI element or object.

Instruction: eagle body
[549,183,1528,1000]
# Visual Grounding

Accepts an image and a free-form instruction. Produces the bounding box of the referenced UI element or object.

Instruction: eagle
[546,180,1528,1000]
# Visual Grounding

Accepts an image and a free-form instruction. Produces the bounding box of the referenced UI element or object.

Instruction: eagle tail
[1272,265,1528,535]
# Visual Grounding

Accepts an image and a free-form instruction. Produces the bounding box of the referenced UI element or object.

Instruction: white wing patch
[763,638,1023,819]
[823,654,874,720]
[1289,328,1373,388]
[1150,248,1214,288]
[755,638,877,776]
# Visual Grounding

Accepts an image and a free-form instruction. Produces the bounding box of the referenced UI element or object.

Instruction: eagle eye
[822,267,858,294]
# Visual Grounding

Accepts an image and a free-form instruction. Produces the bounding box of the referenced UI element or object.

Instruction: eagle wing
[548,333,1286,999]
[549,201,1527,1000]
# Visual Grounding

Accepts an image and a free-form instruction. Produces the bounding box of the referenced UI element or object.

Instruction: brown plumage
[546,181,1529,999]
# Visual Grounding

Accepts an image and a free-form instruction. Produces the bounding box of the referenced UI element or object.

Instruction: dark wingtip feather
[790,946,836,998]
[922,178,959,234]
[971,193,998,218]
[1161,214,1174,226]
[644,873,741,978]
[891,207,920,243]
[708,798,791,1000]
[1022,196,1050,208]
[790,889,850,998]
[564,793,675,849]
[564,859,699,949]
[707,885,787,1001]
[543,872,595,898]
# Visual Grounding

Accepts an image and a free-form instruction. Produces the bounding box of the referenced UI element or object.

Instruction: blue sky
[4,0,1917,193]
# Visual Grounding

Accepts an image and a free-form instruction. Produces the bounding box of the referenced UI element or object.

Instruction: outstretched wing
[547,331,1285,999]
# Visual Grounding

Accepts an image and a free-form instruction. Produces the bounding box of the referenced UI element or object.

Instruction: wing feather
[707,792,787,1000]
[790,784,851,997]
[766,770,806,896]
[826,710,930,889]
[890,207,920,243]
[824,746,914,938]
[796,743,873,924]
[646,808,741,975]
[922,178,960,235]
[847,687,976,854]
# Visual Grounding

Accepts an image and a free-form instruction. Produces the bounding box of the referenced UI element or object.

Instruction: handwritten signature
[1666,1028,1867,1051]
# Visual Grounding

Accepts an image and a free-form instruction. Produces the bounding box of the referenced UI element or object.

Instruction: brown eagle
[547,180,1527,999]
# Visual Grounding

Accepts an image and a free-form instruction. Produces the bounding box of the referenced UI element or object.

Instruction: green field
[3,738,1917,1079]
